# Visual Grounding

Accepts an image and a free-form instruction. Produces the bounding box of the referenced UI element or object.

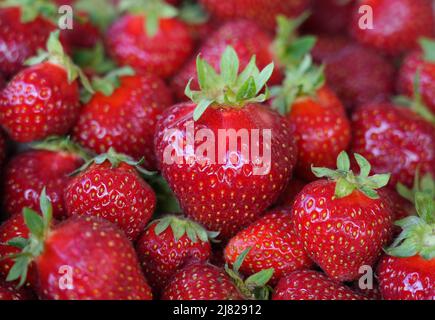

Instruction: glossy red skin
[398,50,435,114]
[0,62,80,142]
[136,219,212,293]
[34,216,152,300]
[350,0,434,55]
[377,254,435,300]
[272,270,367,300]
[225,208,313,284]
[3,150,84,219]
[351,103,435,188]
[286,86,351,181]
[199,0,309,31]
[171,20,282,101]
[0,7,55,77]
[292,180,393,281]
[276,178,306,207]
[0,278,33,300]
[161,263,243,300]
[155,102,297,239]
[73,74,173,170]
[106,15,193,78]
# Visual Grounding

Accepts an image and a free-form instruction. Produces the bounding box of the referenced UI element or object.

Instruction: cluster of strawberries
[0,0,434,301]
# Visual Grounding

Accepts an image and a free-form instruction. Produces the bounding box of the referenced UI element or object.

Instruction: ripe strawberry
[275,178,306,207]
[106,0,193,78]
[0,278,33,300]
[73,68,173,170]
[3,136,87,219]
[136,215,216,292]
[292,151,393,281]
[155,47,297,239]
[350,0,434,55]
[377,191,434,300]
[272,55,351,181]
[272,270,367,300]
[6,190,153,300]
[0,31,93,142]
[224,208,313,284]
[199,0,309,30]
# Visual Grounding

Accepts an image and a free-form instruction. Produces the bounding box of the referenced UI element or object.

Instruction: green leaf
[6,237,29,249]
[185,225,198,243]
[154,218,171,235]
[367,173,390,189]
[46,30,64,56]
[6,256,28,283]
[255,62,274,94]
[359,186,379,200]
[415,192,434,224]
[23,208,44,239]
[354,153,371,177]
[397,182,414,203]
[419,37,435,62]
[386,238,418,257]
[336,151,350,171]
[193,99,214,121]
[334,177,355,198]
[220,46,239,84]
[39,188,52,226]
[236,76,257,101]
[233,247,251,273]
[311,166,340,179]
[245,268,274,288]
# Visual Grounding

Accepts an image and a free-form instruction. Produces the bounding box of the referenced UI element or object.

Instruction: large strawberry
[3,136,87,219]
[292,151,393,281]
[350,0,434,55]
[377,191,434,300]
[0,31,93,142]
[5,190,153,300]
[64,148,156,241]
[155,47,297,239]
[106,0,193,78]
[272,55,351,181]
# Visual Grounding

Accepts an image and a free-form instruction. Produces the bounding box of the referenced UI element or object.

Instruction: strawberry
[6,190,153,300]
[272,55,351,181]
[106,0,194,78]
[275,178,306,207]
[73,67,173,170]
[3,136,87,219]
[292,151,393,281]
[60,12,101,49]
[272,270,367,300]
[136,215,216,293]
[377,191,434,300]
[0,31,93,142]
[155,47,297,239]
[224,208,313,284]
[0,278,33,300]
[199,0,309,31]
[350,0,434,55]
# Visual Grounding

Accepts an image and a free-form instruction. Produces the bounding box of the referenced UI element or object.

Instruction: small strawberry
[136,215,217,292]
[272,55,351,181]
[224,208,313,284]
[106,0,194,78]
[6,190,153,300]
[292,151,393,281]
[272,270,367,300]
[350,0,434,55]
[0,31,93,142]
[0,278,33,300]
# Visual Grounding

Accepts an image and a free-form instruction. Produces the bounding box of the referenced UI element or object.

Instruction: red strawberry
[3,136,87,219]
[155,47,297,239]
[224,208,313,284]
[73,68,173,170]
[272,56,351,181]
[292,151,393,281]
[6,190,153,300]
[136,215,216,292]
[199,0,309,31]
[276,178,307,207]
[350,0,434,55]
[377,191,434,300]
[0,31,93,142]
[0,278,33,300]
[272,270,367,300]
[106,0,194,78]
[60,12,101,49]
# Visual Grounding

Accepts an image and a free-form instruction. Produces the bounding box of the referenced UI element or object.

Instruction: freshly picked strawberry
[377,191,434,300]
[3,136,88,220]
[155,46,297,239]
[136,215,217,293]
[292,151,393,281]
[224,208,313,284]
[0,278,33,300]
[272,55,351,181]
[0,30,93,142]
[5,190,153,300]
[272,270,367,300]
[106,0,193,78]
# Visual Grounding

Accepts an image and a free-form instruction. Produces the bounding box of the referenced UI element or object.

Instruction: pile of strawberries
[0,0,434,301]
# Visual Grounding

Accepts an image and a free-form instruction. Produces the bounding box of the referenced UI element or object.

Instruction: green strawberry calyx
[225,247,274,300]
[185,46,274,121]
[312,151,391,199]
[419,37,435,63]
[152,215,219,243]
[386,192,434,260]
[0,0,57,23]
[73,42,117,75]
[178,0,208,26]
[74,0,119,31]
[32,135,92,162]
[396,170,434,204]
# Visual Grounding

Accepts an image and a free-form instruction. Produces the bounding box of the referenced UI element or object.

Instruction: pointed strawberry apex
[397,170,434,203]
[1,0,58,23]
[32,135,92,161]
[312,151,390,199]
[185,46,274,121]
